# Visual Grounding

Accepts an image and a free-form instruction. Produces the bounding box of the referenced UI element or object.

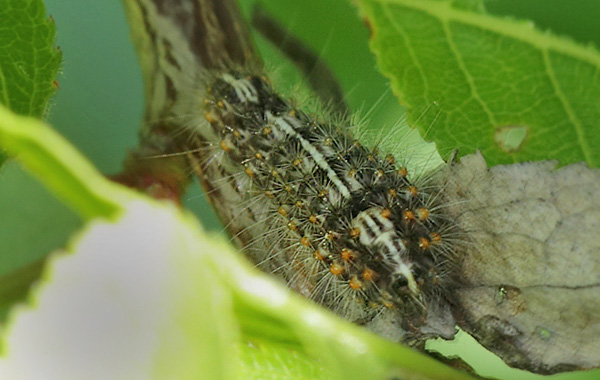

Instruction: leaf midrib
[377,0,600,66]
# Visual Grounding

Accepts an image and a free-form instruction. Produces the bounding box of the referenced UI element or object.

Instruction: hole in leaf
[495,125,528,152]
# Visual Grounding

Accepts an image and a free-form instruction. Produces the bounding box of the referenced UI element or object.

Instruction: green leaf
[0,0,61,116]
[0,0,62,167]
[0,103,132,220]
[238,340,331,380]
[358,0,600,167]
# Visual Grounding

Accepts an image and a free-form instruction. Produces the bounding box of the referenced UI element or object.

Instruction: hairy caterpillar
[122,0,461,344]
[187,70,460,333]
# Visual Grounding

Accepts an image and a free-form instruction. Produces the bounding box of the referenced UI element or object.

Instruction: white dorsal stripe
[395,262,418,295]
[359,212,381,246]
[269,113,351,199]
[353,209,418,294]
[375,213,394,230]
[222,73,259,103]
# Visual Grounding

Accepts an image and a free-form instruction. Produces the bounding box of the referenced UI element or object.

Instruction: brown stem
[116,0,262,201]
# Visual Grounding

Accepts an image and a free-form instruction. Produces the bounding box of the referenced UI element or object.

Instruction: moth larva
[184,70,461,340]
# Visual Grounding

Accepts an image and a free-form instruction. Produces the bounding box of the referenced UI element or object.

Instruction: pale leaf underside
[444,152,600,374]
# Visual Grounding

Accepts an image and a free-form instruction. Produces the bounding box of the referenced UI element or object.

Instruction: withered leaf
[444,152,600,374]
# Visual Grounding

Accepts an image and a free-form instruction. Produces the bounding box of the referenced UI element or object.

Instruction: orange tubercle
[349,227,361,239]
[403,210,415,221]
[329,263,344,276]
[341,248,356,262]
[349,276,364,290]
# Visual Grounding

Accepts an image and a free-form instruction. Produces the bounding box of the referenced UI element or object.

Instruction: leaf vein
[542,49,593,165]
[0,65,11,109]
[442,21,497,127]
[381,3,430,103]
